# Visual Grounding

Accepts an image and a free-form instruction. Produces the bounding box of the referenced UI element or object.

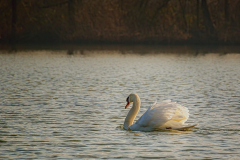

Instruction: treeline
[1,0,240,44]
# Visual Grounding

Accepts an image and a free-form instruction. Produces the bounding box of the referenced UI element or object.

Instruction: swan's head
[125,93,138,109]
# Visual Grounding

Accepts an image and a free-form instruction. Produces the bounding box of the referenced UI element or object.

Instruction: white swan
[123,93,197,131]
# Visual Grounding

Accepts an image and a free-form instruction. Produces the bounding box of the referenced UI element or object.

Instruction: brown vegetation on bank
[1,0,240,44]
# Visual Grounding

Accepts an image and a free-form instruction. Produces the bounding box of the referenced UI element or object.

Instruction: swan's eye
[126,97,129,102]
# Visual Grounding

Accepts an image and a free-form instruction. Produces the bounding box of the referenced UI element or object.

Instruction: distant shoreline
[1,38,240,46]
[2,1,240,47]
[1,43,240,55]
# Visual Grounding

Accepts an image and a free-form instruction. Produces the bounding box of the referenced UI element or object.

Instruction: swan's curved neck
[124,95,141,129]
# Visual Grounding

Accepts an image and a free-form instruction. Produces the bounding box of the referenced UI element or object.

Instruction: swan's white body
[124,93,197,131]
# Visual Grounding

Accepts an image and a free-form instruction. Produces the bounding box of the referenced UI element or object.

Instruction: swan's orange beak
[125,101,130,109]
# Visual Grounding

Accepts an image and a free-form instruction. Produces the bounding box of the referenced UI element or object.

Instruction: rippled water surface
[1,45,240,159]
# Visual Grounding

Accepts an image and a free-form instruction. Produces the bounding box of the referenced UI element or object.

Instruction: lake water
[0,45,240,159]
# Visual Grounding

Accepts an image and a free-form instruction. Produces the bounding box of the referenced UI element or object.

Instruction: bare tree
[68,0,75,30]
[196,0,199,29]
[201,0,214,34]
[224,0,229,22]
[11,0,17,43]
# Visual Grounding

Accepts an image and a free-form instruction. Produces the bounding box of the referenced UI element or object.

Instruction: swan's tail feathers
[177,124,198,131]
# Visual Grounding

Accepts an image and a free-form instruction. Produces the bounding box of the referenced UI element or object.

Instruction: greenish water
[0,45,240,159]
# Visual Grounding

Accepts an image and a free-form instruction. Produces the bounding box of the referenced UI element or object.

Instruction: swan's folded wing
[135,101,177,128]
[135,100,190,129]
[170,103,189,124]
